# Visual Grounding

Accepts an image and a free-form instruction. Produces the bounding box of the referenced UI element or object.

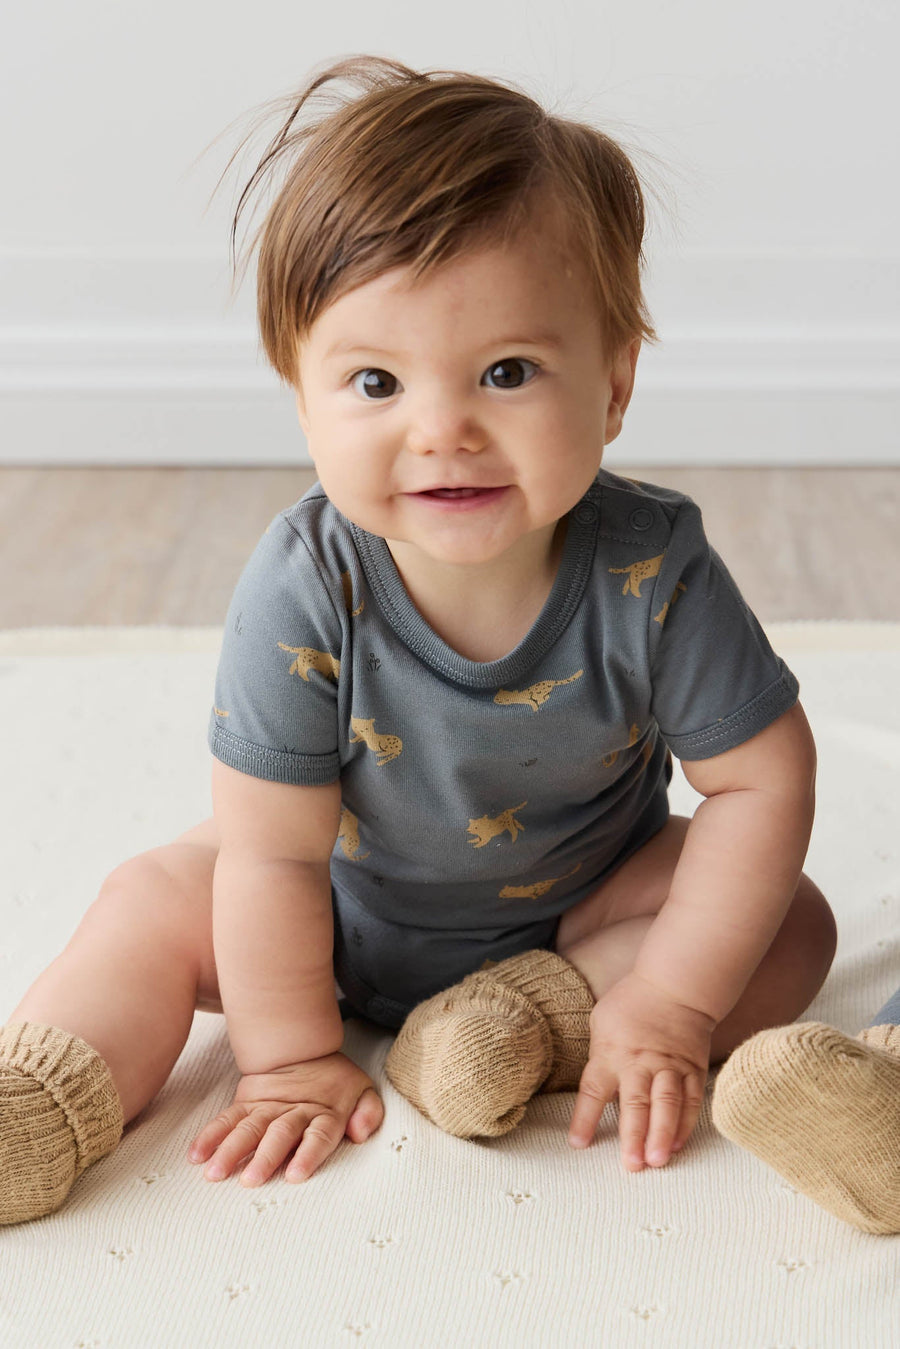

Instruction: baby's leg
[8,818,222,1120]
[712,988,900,1234]
[1,819,222,1224]
[554,816,837,1063]
[385,816,836,1138]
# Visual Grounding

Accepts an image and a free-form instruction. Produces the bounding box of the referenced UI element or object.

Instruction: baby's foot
[0,1023,123,1225]
[384,949,593,1138]
[712,1021,900,1234]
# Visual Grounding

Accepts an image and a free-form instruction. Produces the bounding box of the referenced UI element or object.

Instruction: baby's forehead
[303,238,604,360]
[310,210,600,328]
[227,62,653,385]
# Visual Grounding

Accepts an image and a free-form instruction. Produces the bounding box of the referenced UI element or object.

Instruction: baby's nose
[405,408,486,456]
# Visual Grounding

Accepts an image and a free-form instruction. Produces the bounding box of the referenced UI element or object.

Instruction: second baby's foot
[712,1021,900,1235]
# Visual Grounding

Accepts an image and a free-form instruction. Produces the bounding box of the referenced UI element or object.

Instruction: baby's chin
[389,527,564,579]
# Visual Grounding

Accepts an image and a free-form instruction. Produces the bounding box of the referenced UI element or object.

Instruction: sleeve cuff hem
[209,723,340,785]
[661,664,800,761]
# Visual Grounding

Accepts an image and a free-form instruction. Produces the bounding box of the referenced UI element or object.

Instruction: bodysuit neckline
[349,488,601,690]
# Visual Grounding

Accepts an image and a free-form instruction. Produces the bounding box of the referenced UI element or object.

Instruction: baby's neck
[386,522,567,663]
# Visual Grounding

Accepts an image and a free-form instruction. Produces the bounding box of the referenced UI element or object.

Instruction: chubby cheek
[530,448,602,520]
[310,446,395,532]
[527,397,605,477]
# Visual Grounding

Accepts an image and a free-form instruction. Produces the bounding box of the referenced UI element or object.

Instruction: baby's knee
[791,876,837,979]
[99,836,216,915]
[94,850,197,925]
[85,843,217,990]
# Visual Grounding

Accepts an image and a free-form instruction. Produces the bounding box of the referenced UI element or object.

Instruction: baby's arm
[569,702,817,1164]
[636,701,817,1026]
[189,759,382,1185]
[211,759,344,1069]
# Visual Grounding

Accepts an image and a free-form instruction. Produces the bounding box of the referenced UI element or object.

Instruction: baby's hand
[188,1051,384,1186]
[568,971,713,1170]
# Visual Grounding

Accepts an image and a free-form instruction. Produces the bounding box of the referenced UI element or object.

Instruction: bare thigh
[143,815,222,1011]
[554,814,837,1059]
[556,816,693,951]
[138,817,344,1013]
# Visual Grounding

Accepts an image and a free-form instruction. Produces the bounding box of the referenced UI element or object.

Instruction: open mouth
[421,487,484,498]
[415,486,506,502]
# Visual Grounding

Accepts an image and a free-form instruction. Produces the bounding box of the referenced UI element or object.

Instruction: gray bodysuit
[209,470,799,1027]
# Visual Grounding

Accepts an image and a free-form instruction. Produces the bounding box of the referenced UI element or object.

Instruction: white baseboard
[1,251,898,466]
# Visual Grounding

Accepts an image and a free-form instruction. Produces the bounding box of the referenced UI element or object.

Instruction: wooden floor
[2,466,898,626]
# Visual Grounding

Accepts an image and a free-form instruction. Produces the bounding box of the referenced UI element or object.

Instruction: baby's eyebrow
[324,340,399,362]
[488,330,566,352]
[323,331,566,362]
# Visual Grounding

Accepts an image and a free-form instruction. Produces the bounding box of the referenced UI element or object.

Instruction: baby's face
[294,206,637,580]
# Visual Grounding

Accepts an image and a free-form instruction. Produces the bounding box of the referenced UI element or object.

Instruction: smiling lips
[422,487,484,498]
[415,486,506,500]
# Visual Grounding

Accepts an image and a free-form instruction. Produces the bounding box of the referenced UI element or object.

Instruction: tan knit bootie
[0,1023,124,1226]
[384,949,594,1138]
[711,1021,900,1235]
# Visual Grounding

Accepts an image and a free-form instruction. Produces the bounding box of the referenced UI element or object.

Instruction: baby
[1,55,838,1226]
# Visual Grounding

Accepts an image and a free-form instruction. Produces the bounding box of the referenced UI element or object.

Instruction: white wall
[1,0,897,465]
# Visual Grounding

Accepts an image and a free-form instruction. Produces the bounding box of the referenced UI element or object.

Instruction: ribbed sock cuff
[0,1023,124,1173]
[477,949,594,1091]
[858,1023,900,1056]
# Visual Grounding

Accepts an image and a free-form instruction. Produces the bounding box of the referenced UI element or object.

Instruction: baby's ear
[604,339,640,445]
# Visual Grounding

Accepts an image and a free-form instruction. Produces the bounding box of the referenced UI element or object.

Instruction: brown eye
[353,368,398,399]
[483,358,537,389]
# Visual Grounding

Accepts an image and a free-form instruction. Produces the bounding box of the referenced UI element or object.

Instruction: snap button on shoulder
[573,502,598,524]
[629,507,655,532]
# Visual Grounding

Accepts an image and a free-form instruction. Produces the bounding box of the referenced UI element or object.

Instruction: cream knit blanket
[1,623,898,1348]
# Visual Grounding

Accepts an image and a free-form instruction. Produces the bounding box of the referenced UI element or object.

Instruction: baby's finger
[285,1112,345,1182]
[203,1111,271,1181]
[240,1112,309,1188]
[568,1063,617,1148]
[671,1072,706,1154]
[644,1070,684,1167]
[617,1068,654,1171]
[345,1087,385,1143]
[188,1105,250,1166]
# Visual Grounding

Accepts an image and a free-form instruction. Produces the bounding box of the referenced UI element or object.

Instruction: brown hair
[212,56,656,387]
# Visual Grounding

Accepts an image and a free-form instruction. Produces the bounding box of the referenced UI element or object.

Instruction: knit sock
[384,949,594,1138]
[0,1023,124,1226]
[711,1020,900,1235]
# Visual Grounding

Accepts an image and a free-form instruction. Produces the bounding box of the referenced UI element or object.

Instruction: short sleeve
[208,513,343,784]
[648,499,799,760]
